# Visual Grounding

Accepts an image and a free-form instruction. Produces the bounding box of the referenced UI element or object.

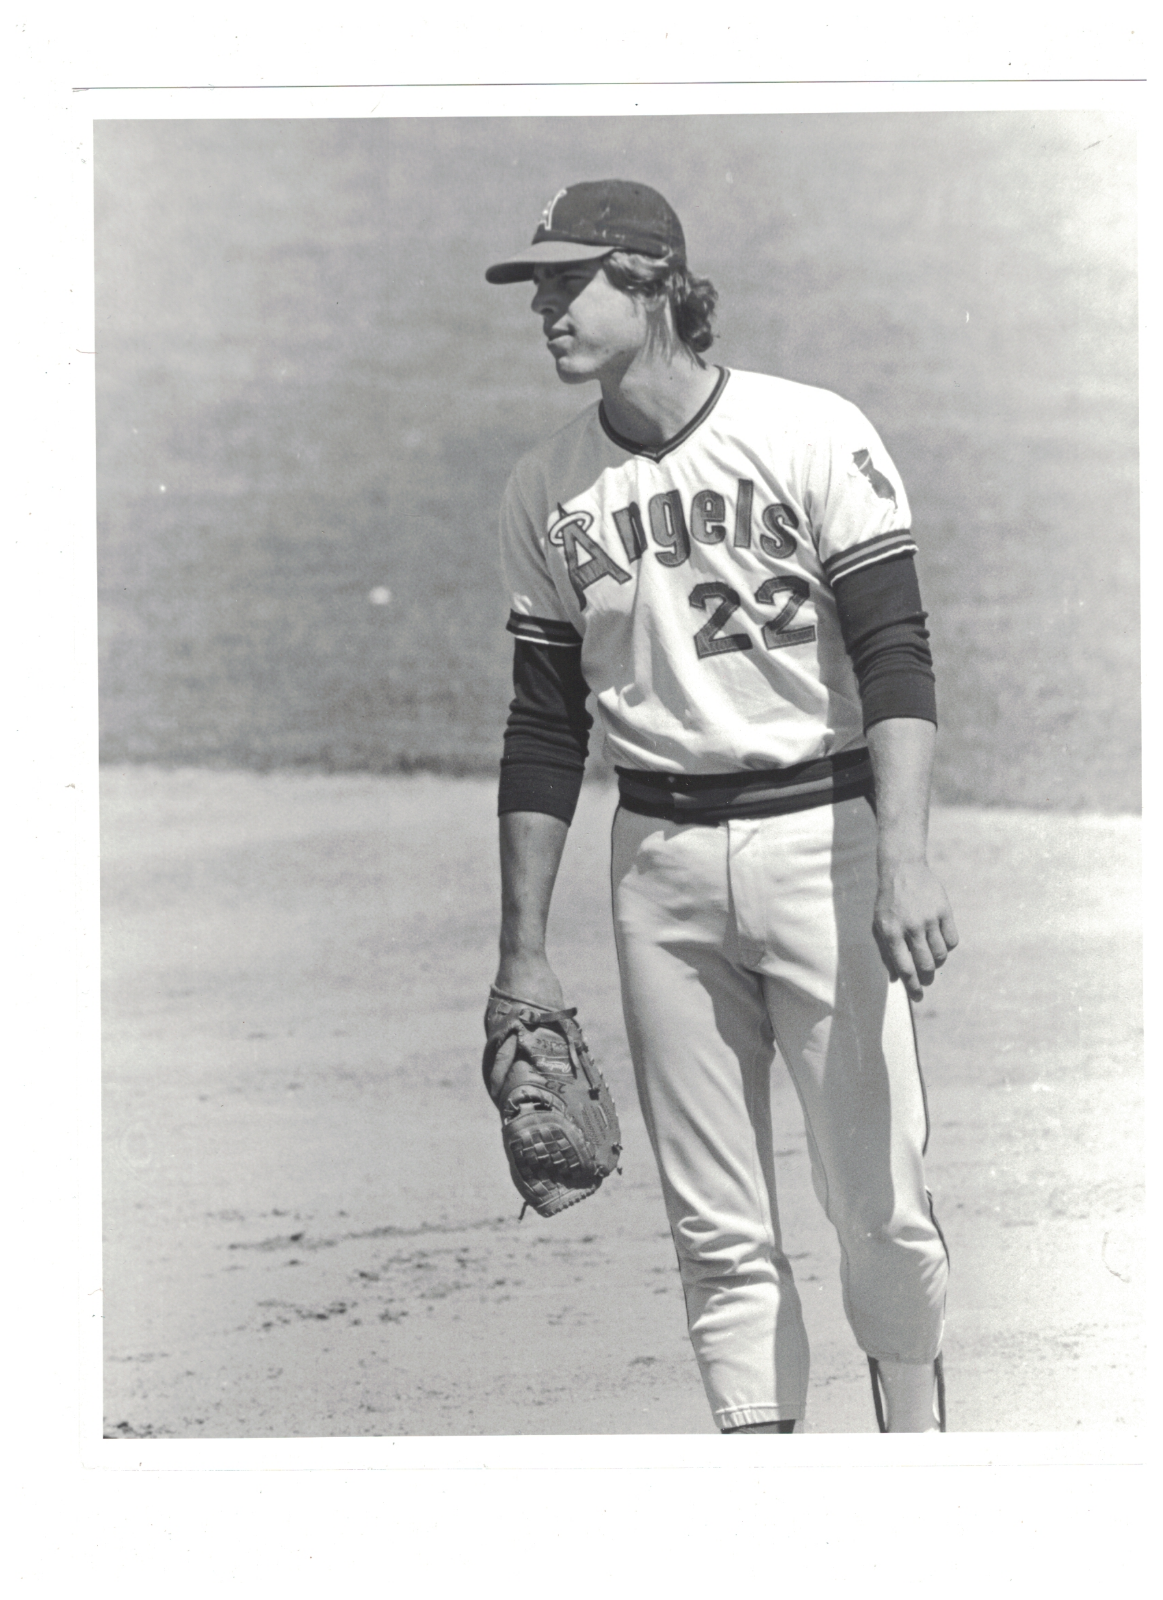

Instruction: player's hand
[872,859,959,1003]
[493,951,566,1011]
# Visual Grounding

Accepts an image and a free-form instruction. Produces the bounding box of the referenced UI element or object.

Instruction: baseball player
[484,180,958,1432]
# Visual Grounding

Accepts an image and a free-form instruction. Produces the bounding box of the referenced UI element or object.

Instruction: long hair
[602,249,718,355]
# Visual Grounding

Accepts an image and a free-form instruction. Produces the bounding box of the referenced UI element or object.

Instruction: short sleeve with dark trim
[499,463,583,645]
[803,398,917,587]
[506,612,583,648]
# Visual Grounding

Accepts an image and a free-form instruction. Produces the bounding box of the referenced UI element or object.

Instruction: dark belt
[615,748,874,825]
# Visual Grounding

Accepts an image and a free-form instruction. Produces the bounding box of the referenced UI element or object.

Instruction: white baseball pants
[610,795,948,1431]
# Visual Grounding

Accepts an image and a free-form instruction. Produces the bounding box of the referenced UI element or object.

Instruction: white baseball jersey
[501,367,915,775]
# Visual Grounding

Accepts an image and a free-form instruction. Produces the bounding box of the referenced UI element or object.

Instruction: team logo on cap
[539,188,569,232]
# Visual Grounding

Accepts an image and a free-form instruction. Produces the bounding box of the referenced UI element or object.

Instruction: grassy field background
[95,113,1138,808]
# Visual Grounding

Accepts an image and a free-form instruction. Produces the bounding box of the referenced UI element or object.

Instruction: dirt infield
[101,768,1142,1436]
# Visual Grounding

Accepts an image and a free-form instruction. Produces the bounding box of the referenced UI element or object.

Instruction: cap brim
[485,239,614,284]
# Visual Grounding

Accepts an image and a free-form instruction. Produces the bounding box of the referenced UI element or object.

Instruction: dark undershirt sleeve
[832,551,937,730]
[497,638,592,823]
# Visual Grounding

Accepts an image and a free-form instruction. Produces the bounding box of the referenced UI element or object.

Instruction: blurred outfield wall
[95,114,1138,811]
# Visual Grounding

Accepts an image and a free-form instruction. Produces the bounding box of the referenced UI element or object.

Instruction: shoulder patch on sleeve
[851,448,898,505]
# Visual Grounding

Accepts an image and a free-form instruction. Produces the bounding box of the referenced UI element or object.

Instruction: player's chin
[549,352,598,385]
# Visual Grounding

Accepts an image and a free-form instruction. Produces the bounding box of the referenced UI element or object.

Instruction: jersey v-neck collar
[598,366,730,461]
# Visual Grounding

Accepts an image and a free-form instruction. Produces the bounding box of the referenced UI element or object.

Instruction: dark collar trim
[598,366,730,460]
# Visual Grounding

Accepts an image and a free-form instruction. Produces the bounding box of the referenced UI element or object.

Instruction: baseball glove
[483,987,622,1218]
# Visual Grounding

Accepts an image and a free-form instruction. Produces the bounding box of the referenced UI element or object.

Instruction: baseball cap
[485,179,686,284]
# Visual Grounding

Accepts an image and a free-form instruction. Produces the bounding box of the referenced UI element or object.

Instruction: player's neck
[599,348,720,449]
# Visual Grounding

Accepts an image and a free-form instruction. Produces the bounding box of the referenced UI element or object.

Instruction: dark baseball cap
[485,179,686,284]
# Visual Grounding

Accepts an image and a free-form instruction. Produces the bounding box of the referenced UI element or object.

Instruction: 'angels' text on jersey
[500,368,916,775]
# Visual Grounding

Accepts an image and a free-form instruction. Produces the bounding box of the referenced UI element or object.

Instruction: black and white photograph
[93,110,1141,1442]
[10,19,1151,1580]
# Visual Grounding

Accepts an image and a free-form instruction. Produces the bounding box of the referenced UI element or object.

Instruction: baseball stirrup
[867,1354,946,1433]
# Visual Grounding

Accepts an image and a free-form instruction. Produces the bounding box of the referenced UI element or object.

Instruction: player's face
[531,260,648,385]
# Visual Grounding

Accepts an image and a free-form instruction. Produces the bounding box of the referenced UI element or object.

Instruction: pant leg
[731,797,948,1364]
[611,807,810,1430]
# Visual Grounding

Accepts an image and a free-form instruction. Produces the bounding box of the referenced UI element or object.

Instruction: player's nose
[531,279,559,315]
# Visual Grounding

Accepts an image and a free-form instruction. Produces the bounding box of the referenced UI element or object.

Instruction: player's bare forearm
[865,718,959,1001]
[496,810,570,1008]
